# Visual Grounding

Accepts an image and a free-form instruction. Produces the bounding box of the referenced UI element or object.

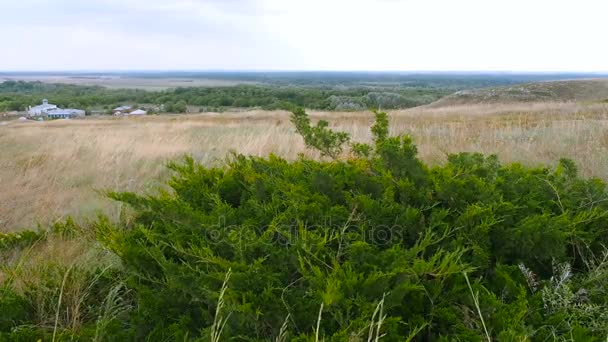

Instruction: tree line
[0,80,449,113]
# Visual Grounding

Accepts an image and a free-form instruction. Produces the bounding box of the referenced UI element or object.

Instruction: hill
[2,110,608,340]
[429,78,608,107]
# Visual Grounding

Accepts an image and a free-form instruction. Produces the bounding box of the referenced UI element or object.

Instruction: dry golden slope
[1,102,608,231]
[430,79,608,107]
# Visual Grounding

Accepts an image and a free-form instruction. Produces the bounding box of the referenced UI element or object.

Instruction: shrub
[327,95,367,110]
[91,108,608,340]
[0,287,30,332]
[0,230,45,251]
[291,106,350,159]
[363,92,417,109]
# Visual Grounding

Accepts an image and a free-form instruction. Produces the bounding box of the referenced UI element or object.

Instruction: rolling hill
[429,78,608,107]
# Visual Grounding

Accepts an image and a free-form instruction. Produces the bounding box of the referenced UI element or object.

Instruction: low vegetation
[2,108,608,340]
[5,74,604,114]
[0,80,450,113]
[432,79,608,107]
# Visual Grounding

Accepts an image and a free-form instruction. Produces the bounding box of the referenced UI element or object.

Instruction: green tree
[174,100,188,113]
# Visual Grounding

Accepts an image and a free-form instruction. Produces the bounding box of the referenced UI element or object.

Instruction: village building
[27,99,58,116]
[46,109,86,120]
[113,105,148,116]
[27,99,85,119]
[113,105,133,115]
[128,109,147,115]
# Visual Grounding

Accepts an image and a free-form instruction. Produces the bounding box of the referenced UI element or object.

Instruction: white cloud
[0,0,606,71]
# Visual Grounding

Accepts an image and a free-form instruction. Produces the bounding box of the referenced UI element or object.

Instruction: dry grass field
[1,101,608,231]
[432,79,608,106]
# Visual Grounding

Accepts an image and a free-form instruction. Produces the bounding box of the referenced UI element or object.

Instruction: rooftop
[47,109,84,115]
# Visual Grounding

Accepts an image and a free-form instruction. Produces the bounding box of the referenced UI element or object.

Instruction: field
[432,78,608,106]
[2,101,608,231]
[0,75,257,90]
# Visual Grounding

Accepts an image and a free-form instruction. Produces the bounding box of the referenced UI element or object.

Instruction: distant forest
[1,72,604,113]
[0,81,444,113]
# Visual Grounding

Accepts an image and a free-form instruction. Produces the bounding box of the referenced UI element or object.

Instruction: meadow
[2,99,608,340]
[1,101,607,231]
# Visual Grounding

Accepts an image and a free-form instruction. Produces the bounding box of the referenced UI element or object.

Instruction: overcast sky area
[1,0,607,71]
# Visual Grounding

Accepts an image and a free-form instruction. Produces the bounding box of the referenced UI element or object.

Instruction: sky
[0,0,607,72]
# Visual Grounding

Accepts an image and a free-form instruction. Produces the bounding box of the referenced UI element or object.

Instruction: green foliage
[0,230,45,251]
[90,111,608,340]
[0,287,30,332]
[3,109,608,340]
[0,257,131,342]
[0,217,82,252]
[49,217,84,239]
[0,80,450,113]
[291,107,350,158]
[165,100,188,113]
[371,110,389,144]
[1,73,599,113]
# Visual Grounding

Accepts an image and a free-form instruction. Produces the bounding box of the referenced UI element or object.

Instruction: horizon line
[2,70,608,74]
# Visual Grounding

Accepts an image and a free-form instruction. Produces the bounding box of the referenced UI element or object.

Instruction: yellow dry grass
[1,102,608,231]
[0,233,119,330]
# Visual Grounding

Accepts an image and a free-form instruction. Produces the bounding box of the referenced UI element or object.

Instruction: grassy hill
[2,109,608,340]
[429,78,608,107]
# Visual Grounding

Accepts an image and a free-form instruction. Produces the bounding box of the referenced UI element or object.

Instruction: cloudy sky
[1,0,607,71]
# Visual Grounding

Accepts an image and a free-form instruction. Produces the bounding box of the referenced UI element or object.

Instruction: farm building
[114,105,132,111]
[113,105,133,115]
[128,109,147,115]
[27,99,85,119]
[46,109,86,120]
[28,99,58,116]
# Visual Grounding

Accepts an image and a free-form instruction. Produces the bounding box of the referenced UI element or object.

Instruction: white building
[128,109,147,115]
[46,109,86,120]
[27,99,85,119]
[28,99,58,116]
[114,105,132,112]
[113,105,132,115]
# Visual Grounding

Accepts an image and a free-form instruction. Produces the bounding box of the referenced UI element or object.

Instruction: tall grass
[210,268,232,342]
[0,102,607,232]
[1,233,119,334]
[1,102,608,339]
